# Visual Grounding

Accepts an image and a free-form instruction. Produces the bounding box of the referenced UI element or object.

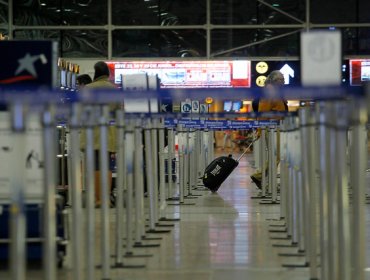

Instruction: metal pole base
[259,200,280,205]
[282,262,309,268]
[167,202,196,206]
[124,252,153,258]
[269,224,286,227]
[270,236,291,240]
[141,236,162,241]
[166,197,180,201]
[155,223,175,227]
[146,229,171,234]
[159,217,180,222]
[111,263,146,269]
[272,243,298,248]
[133,242,160,248]
[269,228,287,233]
[184,196,200,199]
[278,252,306,257]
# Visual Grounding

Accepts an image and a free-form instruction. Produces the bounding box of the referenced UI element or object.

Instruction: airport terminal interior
[1,1,370,280]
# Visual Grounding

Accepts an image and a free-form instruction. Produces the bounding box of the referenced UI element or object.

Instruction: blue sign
[0,40,58,90]
[164,118,279,129]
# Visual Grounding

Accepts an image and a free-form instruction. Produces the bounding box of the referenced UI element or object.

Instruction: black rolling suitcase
[202,141,254,192]
[202,154,239,192]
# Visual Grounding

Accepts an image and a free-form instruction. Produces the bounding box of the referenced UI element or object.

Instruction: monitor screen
[224,100,232,112]
[106,60,251,88]
[349,59,370,86]
[232,101,242,112]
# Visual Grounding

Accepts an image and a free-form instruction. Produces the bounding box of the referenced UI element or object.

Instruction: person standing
[81,61,118,207]
[250,70,287,189]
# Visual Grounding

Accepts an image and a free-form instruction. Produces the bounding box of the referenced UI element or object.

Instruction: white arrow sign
[280,64,294,84]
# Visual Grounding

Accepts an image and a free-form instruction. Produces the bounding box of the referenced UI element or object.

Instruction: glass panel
[211,29,299,57]
[112,0,206,25]
[14,30,107,58]
[14,0,107,26]
[342,28,370,56]
[211,0,304,25]
[113,29,206,57]
[311,0,357,23]
[0,4,8,31]
[359,0,370,23]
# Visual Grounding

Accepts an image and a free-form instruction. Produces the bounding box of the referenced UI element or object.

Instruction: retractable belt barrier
[0,85,368,280]
[275,96,368,280]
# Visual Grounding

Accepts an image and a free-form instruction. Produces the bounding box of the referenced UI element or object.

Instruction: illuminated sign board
[251,61,301,87]
[349,59,370,86]
[106,60,251,88]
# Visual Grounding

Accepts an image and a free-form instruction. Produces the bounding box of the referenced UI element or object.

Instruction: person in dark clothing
[76,74,92,90]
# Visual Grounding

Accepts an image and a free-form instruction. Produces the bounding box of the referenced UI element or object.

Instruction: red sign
[349,59,370,86]
[106,60,251,88]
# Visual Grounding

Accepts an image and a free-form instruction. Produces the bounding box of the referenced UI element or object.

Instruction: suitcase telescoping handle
[236,137,257,162]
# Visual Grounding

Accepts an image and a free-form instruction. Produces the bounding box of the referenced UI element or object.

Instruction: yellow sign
[256,75,267,87]
[256,61,268,74]
[205,97,213,104]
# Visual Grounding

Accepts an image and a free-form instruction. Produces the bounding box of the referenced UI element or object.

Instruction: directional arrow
[280,64,295,85]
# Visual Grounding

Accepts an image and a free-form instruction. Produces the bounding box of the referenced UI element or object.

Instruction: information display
[106,60,251,88]
[251,61,301,87]
[349,59,370,86]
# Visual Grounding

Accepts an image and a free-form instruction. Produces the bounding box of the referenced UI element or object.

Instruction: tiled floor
[1,151,369,279]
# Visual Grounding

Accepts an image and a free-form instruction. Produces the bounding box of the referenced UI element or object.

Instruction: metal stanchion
[167,127,196,206]
[158,119,179,222]
[299,107,318,279]
[261,128,268,197]
[132,120,159,250]
[261,127,279,204]
[186,129,201,198]
[124,122,152,257]
[279,121,287,220]
[59,125,66,200]
[42,106,57,280]
[151,118,159,224]
[206,130,214,165]
[271,127,278,203]
[98,105,111,279]
[178,133,185,204]
[177,124,185,203]
[112,109,125,268]
[83,106,96,279]
[125,123,135,253]
[350,98,367,280]
[334,101,351,280]
[316,102,330,280]
[69,103,83,280]
[167,129,174,199]
[9,103,26,280]
[326,103,339,280]
[144,119,170,234]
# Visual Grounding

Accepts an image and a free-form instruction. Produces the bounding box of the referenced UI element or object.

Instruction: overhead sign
[164,119,279,129]
[280,64,295,85]
[0,40,58,89]
[301,31,342,86]
[251,61,300,87]
[191,100,200,113]
[349,59,370,86]
[181,100,192,113]
[106,60,252,88]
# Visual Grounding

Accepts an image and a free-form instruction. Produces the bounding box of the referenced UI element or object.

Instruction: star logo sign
[161,103,168,112]
[15,53,48,77]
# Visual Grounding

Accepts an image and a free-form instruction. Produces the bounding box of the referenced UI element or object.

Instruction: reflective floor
[1,151,369,279]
